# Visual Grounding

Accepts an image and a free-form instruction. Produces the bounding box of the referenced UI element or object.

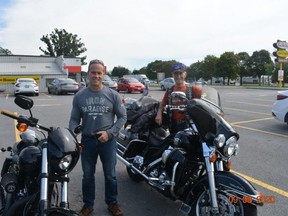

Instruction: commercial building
[0,55,82,93]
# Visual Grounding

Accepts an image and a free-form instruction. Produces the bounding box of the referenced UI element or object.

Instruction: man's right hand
[155,113,162,126]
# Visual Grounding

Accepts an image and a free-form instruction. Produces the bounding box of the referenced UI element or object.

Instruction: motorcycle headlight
[47,127,80,175]
[59,154,72,170]
[214,134,225,148]
[223,136,239,156]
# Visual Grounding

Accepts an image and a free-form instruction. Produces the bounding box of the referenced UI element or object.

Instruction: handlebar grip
[1,109,19,120]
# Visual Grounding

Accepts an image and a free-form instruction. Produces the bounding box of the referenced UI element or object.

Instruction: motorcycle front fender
[187,171,261,204]
[216,171,259,194]
[46,208,78,216]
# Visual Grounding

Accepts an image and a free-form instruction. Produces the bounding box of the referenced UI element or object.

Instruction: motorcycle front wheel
[188,190,257,216]
[46,208,78,216]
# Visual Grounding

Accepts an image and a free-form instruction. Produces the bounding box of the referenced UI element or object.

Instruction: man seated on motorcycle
[155,62,202,133]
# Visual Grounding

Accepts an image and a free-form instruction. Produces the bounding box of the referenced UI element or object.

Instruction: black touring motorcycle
[0,95,80,216]
[116,86,263,215]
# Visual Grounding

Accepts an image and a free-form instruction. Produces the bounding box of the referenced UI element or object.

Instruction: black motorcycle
[0,95,80,216]
[116,86,263,216]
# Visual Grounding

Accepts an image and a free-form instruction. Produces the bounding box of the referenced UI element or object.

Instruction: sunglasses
[173,71,185,75]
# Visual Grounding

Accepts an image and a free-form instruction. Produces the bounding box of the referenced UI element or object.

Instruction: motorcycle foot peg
[179,203,191,214]
[1,173,18,193]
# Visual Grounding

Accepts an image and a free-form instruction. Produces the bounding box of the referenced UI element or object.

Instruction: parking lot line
[232,124,288,138]
[232,169,288,198]
[224,107,271,116]
[231,117,274,125]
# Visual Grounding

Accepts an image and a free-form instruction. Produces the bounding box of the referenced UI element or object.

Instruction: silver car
[102,75,118,91]
[14,78,39,96]
[48,78,79,95]
[159,77,175,90]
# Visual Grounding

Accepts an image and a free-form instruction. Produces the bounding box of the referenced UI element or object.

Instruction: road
[0,86,287,216]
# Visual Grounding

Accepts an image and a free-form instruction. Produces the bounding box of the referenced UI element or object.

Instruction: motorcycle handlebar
[165,105,187,111]
[1,109,51,133]
[1,109,19,120]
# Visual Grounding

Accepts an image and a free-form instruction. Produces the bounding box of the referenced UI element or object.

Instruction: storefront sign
[0,76,40,84]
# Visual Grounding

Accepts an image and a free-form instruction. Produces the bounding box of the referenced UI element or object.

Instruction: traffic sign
[275,58,288,63]
[273,41,288,49]
[275,50,288,58]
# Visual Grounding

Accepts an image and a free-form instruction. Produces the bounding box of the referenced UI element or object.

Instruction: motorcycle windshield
[48,127,79,154]
[187,98,238,142]
[201,86,221,107]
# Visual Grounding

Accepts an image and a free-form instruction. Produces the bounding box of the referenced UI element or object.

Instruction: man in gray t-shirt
[69,59,126,216]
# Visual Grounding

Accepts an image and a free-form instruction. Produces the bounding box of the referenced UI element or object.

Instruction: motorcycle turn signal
[17,123,28,132]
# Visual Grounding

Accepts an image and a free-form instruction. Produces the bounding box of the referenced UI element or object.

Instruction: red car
[117,77,144,93]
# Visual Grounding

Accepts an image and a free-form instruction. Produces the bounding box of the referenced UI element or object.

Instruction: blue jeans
[80,135,118,208]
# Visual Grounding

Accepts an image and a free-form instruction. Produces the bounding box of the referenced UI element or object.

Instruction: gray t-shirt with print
[69,86,127,138]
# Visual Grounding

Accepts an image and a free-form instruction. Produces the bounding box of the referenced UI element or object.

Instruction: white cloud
[0,0,287,71]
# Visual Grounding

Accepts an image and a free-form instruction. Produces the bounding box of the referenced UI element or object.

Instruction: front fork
[40,141,49,216]
[39,141,70,216]
[202,142,219,214]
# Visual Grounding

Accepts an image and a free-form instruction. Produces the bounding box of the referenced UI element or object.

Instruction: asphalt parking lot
[0,86,287,215]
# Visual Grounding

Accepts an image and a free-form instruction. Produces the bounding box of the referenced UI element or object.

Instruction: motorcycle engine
[18,146,42,193]
[174,131,198,154]
[163,148,187,185]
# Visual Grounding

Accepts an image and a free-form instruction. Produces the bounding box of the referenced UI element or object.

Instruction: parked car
[123,74,150,85]
[14,78,39,96]
[78,81,86,90]
[272,90,288,127]
[47,78,79,95]
[103,74,118,91]
[159,77,175,90]
[117,77,144,93]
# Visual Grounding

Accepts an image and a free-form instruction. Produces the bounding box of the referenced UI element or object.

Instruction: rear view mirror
[14,95,34,110]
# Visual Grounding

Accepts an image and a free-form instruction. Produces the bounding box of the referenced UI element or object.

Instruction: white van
[123,74,150,85]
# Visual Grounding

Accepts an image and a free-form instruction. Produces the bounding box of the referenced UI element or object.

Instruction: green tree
[237,52,250,85]
[39,28,87,65]
[201,55,218,84]
[0,47,12,55]
[216,52,239,85]
[111,66,130,77]
[249,49,272,85]
[187,61,203,82]
[145,60,177,80]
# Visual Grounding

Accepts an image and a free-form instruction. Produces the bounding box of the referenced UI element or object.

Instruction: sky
[0,0,287,72]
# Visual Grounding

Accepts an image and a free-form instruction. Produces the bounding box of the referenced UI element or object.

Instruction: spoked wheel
[196,191,244,216]
[187,190,257,216]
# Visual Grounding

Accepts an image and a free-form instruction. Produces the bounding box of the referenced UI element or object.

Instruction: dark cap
[172,62,186,73]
